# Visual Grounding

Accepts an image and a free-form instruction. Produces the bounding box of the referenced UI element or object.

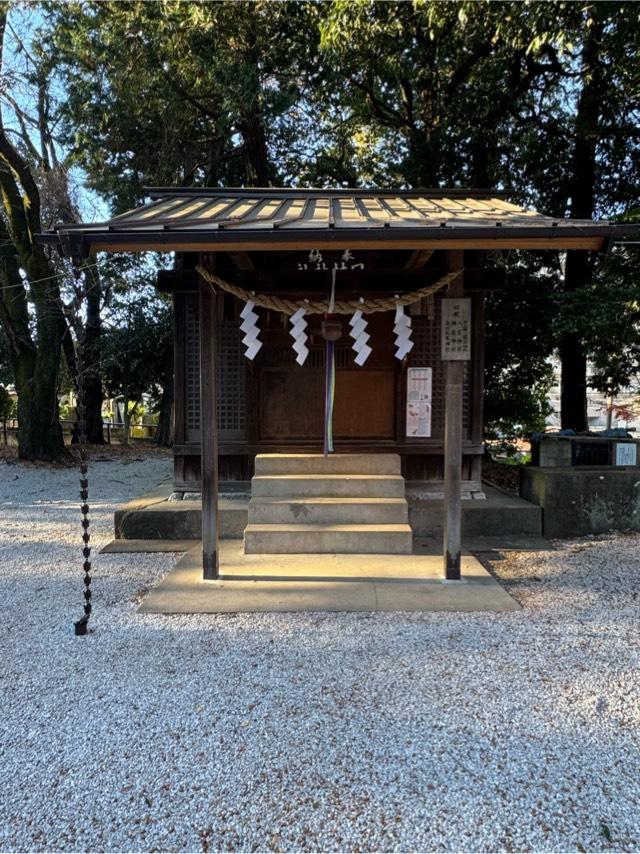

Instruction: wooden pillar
[443,251,465,580]
[470,293,485,486]
[199,274,219,579]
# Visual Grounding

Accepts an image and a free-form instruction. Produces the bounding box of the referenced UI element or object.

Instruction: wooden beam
[403,248,434,270]
[157,267,507,293]
[157,269,198,293]
[91,236,606,254]
[227,251,255,270]
[199,272,219,579]
[443,251,465,580]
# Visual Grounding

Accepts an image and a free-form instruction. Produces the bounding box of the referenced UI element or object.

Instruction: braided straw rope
[195,264,459,315]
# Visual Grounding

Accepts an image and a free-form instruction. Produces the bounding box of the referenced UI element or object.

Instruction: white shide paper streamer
[348,308,372,366]
[289,306,309,366]
[239,300,262,360]
[393,303,414,360]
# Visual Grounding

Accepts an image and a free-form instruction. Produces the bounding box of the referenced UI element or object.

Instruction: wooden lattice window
[185,297,200,441]
[184,296,247,442]
[410,295,471,439]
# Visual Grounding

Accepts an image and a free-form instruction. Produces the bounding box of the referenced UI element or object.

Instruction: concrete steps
[244,454,412,554]
[244,523,413,554]
[254,453,402,475]
[251,474,406,498]
[249,497,409,525]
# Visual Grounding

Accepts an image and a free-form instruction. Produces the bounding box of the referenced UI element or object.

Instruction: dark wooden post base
[443,251,464,581]
[444,358,463,579]
[199,271,219,580]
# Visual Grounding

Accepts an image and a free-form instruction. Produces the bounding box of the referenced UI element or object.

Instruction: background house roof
[41,188,638,257]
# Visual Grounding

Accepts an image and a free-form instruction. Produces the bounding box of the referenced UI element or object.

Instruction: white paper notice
[406,367,432,437]
[615,443,637,466]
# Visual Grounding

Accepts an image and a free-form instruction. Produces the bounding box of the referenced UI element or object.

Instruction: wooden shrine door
[257,311,396,442]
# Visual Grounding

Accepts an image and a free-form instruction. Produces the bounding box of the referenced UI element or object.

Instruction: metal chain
[74,341,92,636]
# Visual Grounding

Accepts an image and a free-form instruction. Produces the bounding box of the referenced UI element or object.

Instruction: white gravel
[0,454,638,852]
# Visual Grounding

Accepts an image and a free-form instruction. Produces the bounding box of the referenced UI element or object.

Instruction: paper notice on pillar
[406,367,432,437]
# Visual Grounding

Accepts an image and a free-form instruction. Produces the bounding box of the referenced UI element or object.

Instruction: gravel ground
[0,455,638,853]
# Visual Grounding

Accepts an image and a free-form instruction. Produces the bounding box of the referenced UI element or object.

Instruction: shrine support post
[442,251,468,580]
[199,274,219,579]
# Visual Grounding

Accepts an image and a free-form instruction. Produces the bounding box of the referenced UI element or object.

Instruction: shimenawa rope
[195,265,459,315]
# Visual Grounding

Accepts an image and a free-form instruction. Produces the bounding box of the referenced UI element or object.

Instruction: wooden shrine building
[42,187,634,579]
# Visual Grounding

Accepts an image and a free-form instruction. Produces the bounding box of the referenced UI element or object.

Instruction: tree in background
[483,254,558,436]
[318,1,640,430]
[44,0,317,197]
[98,253,174,445]
[101,287,172,445]
[582,241,640,404]
[0,6,68,459]
[0,322,12,385]
[36,0,640,439]
[493,3,640,429]
[0,4,109,455]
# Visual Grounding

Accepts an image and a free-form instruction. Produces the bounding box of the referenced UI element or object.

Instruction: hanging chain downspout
[74,334,92,636]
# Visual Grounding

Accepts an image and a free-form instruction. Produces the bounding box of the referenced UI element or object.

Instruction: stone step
[251,474,406,499]
[254,453,401,476]
[244,523,413,554]
[248,497,409,525]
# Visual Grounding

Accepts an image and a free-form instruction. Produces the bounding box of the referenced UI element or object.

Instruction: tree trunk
[81,269,104,443]
[240,113,270,186]
[155,338,174,447]
[238,19,271,187]
[121,395,130,446]
[560,10,604,431]
[0,243,66,459]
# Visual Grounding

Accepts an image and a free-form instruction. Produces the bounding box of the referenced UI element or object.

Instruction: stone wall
[521,467,640,538]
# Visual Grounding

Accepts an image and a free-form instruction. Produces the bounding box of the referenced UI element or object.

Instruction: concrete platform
[138,540,521,614]
[102,534,553,555]
[409,485,542,537]
[101,539,196,554]
[114,491,248,540]
[114,482,542,542]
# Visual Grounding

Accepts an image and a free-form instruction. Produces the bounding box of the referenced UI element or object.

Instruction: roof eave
[143,186,510,200]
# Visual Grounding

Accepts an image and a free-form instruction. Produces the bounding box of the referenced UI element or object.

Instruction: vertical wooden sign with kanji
[441,298,471,361]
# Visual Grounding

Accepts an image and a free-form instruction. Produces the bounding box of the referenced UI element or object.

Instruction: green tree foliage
[484,254,558,435]
[580,243,640,398]
[0,4,67,460]
[43,0,318,199]
[0,382,15,422]
[37,0,640,437]
[101,282,172,444]
[318,1,640,431]
[0,4,107,456]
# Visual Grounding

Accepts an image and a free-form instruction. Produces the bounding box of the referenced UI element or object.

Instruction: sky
[4,4,110,224]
